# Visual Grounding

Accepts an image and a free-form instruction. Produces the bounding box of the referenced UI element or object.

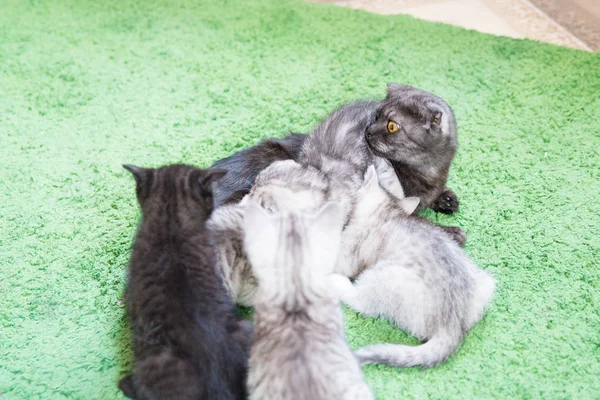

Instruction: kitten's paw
[329,274,354,300]
[441,226,467,247]
[433,188,459,214]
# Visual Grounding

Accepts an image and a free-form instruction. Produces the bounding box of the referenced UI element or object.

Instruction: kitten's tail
[355,330,461,368]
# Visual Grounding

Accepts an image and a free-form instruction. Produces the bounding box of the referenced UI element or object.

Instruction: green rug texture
[1,0,599,398]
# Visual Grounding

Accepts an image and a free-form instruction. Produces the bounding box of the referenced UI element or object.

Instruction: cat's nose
[366,126,373,138]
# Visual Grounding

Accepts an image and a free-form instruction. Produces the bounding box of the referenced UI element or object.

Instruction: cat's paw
[329,274,354,300]
[441,226,467,247]
[432,188,459,214]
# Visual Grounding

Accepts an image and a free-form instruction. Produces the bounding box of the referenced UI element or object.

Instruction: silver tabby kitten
[331,166,495,368]
[208,160,329,306]
[244,202,373,400]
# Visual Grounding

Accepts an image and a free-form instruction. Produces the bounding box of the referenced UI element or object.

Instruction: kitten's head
[355,165,420,216]
[243,202,344,306]
[123,164,227,223]
[366,84,457,168]
[250,160,328,213]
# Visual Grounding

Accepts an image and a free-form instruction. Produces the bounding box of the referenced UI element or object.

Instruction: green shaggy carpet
[1,0,599,398]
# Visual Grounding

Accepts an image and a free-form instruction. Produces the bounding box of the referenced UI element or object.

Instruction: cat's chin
[366,139,399,162]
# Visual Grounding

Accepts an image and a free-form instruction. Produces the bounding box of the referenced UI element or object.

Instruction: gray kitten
[208,160,329,306]
[331,166,495,368]
[243,202,374,400]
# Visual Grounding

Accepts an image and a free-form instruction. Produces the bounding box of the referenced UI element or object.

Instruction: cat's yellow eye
[387,121,399,134]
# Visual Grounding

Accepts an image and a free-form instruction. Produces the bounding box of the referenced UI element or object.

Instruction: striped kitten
[207,160,329,306]
[243,202,373,400]
[331,166,495,368]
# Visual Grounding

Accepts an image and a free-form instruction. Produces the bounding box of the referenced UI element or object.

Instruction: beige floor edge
[310,0,593,51]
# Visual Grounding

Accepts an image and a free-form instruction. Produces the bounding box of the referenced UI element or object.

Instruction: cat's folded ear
[199,168,228,187]
[400,197,420,215]
[425,103,445,130]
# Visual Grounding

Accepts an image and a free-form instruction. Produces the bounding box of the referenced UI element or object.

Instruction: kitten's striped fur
[243,203,373,400]
[332,166,495,368]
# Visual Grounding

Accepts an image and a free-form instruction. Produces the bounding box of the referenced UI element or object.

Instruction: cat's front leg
[432,187,459,214]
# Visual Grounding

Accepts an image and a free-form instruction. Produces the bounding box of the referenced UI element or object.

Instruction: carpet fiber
[1,0,599,398]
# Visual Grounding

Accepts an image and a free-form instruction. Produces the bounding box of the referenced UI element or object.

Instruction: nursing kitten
[244,202,373,400]
[208,160,330,306]
[331,166,495,368]
[120,164,251,400]
[211,84,459,213]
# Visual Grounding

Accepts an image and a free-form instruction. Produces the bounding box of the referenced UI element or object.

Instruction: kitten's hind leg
[333,262,432,340]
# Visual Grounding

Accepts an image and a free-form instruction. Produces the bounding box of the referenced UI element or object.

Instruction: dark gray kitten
[244,202,373,400]
[211,84,459,214]
[331,166,495,368]
[120,164,251,400]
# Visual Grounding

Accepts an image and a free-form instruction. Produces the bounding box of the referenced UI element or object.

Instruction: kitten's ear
[244,202,273,235]
[308,202,344,275]
[199,168,227,187]
[239,194,251,206]
[243,203,278,283]
[123,164,152,193]
[313,201,344,232]
[362,165,378,189]
[118,374,137,399]
[400,197,420,215]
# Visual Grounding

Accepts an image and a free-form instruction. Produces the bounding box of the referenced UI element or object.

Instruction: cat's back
[301,100,377,168]
[250,310,367,400]
[381,215,493,295]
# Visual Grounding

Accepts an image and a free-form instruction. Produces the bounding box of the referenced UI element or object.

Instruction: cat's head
[123,164,227,222]
[243,201,344,305]
[250,160,328,213]
[366,84,457,168]
[355,165,420,216]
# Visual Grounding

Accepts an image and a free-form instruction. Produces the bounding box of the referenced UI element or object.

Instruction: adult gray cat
[212,84,460,214]
[330,166,495,368]
[244,202,373,400]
